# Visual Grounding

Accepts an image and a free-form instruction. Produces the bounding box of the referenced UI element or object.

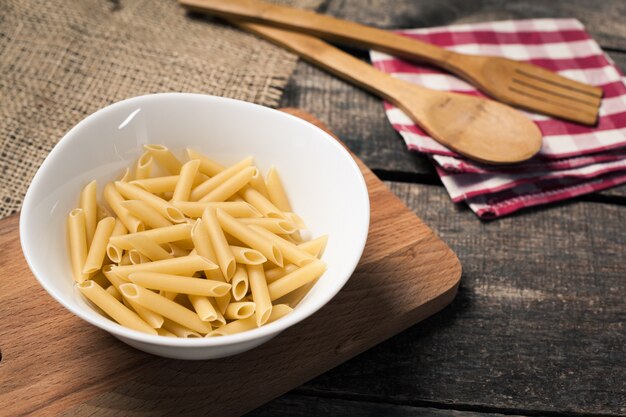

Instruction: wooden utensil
[180,0,603,126]
[0,110,461,416]
[231,21,541,165]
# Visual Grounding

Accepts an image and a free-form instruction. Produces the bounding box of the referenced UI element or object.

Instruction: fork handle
[180,0,463,72]
[230,21,430,118]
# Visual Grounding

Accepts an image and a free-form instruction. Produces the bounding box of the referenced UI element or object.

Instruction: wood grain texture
[286,182,625,416]
[0,110,461,416]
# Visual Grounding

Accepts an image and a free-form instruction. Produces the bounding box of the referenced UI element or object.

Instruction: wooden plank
[0,111,461,416]
[249,394,524,416]
[286,181,625,416]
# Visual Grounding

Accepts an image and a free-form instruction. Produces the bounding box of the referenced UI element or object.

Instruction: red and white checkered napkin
[369,18,626,218]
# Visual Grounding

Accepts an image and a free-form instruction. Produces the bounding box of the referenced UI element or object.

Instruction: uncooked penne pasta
[128,272,231,297]
[80,180,97,245]
[231,265,249,301]
[112,255,217,279]
[69,147,328,337]
[144,144,182,174]
[267,260,326,301]
[78,280,156,335]
[186,148,225,176]
[188,294,218,322]
[241,186,285,219]
[115,181,184,223]
[103,183,144,233]
[109,223,192,250]
[135,151,153,180]
[239,218,297,234]
[249,225,314,267]
[120,200,173,229]
[126,234,173,261]
[265,167,292,212]
[173,201,261,219]
[82,217,116,274]
[230,245,267,265]
[68,208,89,283]
[202,208,236,280]
[198,166,256,203]
[172,159,200,202]
[247,264,272,326]
[216,209,283,267]
[120,283,211,334]
[190,157,253,201]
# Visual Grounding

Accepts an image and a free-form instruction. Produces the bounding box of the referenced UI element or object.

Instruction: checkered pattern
[369,18,626,218]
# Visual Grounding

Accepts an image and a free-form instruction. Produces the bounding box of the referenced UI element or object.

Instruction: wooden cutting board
[0,109,461,416]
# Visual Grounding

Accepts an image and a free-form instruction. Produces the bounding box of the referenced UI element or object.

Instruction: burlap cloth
[0,0,322,218]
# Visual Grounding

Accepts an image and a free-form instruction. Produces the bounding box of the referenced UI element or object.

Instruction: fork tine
[513,63,603,99]
[507,86,599,125]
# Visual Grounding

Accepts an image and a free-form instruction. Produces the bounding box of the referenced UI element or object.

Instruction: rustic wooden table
[251,1,626,416]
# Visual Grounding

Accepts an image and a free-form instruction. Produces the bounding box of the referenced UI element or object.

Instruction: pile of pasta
[67,144,327,337]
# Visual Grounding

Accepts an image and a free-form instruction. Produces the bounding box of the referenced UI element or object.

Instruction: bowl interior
[20,93,369,346]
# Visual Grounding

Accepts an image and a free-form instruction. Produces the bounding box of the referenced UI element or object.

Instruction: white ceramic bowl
[20,93,369,359]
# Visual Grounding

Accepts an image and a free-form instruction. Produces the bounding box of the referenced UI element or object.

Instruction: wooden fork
[230,21,542,164]
[180,0,603,125]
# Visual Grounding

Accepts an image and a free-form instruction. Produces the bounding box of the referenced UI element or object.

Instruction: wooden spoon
[232,22,542,164]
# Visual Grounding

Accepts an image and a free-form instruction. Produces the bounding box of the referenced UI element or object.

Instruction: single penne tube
[298,235,329,258]
[198,166,256,203]
[172,159,200,202]
[119,283,211,334]
[186,148,226,176]
[173,201,261,219]
[231,264,249,301]
[264,264,299,284]
[128,249,150,265]
[135,151,153,180]
[78,280,156,335]
[239,218,297,234]
[144,144,182,174]
[68,208,89,283]
[267,304,294,323]
[130,175,179,194]
[275,280,316,308]
[112,255,218,279]
[265,167,292,212]
[241,186,285,219]
[249,225,314,267]
[230,245,267,265]
[188,294,218,322]
[267,259,326,301]
[207,316,256,336]
[106,284,123,302]
[103,182,144,233]
[249,168,270,199]
[201,209,236,280]
[215,209,283,267]
[123,297,165,329]
[106,219,128,263]
[109,223,192,250]
[190,157,253,201]
[284,212,307,229]
[120,200,173,229]
[162,318,203,338]
[115,181,185,223]
[128,272,231,297]
[224,301,256,320]
[247,264,272,326]
[126,234,173,261]
[157,327,177,337]
[80,180,97,245]
[190,218,226,282]
[82,217,116,274]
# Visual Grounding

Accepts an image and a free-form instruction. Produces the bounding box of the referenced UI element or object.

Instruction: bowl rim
[19,92,370,348]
